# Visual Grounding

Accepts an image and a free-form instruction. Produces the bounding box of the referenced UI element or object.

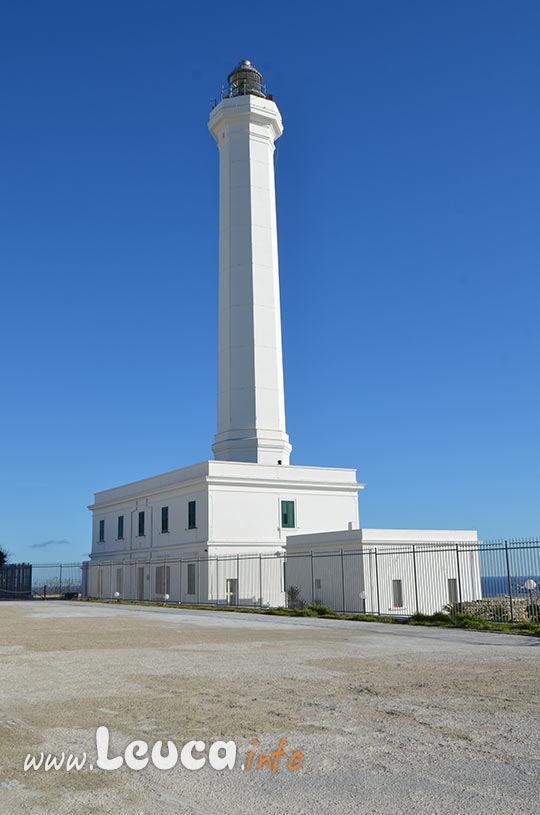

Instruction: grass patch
[79,598,540,637]
[409,611,540,636]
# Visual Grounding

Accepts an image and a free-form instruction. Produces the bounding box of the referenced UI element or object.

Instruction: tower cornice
[209,95,283,144]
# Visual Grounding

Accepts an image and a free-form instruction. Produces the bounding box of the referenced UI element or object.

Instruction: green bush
[294,607,318,617]
[305,604,341,618]
[348,613,384,623]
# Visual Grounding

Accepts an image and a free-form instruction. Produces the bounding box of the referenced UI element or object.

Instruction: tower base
[212,429,292,465]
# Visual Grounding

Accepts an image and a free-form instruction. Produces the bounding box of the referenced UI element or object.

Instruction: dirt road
[1,601,539,814]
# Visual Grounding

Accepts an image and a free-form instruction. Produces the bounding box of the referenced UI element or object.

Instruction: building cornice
[89,461,364,510]
[206,475,364,493]
[88,475,209,511]
[208,95,283,143]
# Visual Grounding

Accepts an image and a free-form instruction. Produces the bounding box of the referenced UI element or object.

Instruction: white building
[86,460,360,605]
[86,60,480,614]
[286,529,482,615]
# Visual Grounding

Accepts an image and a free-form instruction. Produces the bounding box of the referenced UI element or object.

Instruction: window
[315,578,322,590]
[281,500,295,528]
[161,506,169,534]
[187,563,196,595]
[116,568,123,595]
[138,511,145,537]
[155,565,171,596]
[117,516,124,540]
[98,520,105,542]
[392,579,403,608]
[448,578,458,605]
[188,501,196,530]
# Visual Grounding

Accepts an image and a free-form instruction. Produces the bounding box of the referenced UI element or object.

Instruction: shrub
[293,607,318,617]
[526,602,540,623]
[286,585,305,609]
[349,613,385,623]
[305,604,341,618]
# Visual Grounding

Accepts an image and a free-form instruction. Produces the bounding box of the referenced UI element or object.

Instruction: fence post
[259,554,262,608]
[374,548,380,617]
[504,540,514,623]
[216,556,219,606]
[455,545,463,611]
[236,554,240,607]
[310,551,314,605]
[340,549,346,613]
[412,545,419,614]
[59,564,62,599]
[164,557,167,602]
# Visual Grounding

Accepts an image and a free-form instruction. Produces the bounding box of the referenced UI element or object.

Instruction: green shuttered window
[281,500,295,528]
[188,501,196,530]
[161,506,169,533]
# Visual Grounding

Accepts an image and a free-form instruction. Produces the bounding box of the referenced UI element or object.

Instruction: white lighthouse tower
[210,61,291,465]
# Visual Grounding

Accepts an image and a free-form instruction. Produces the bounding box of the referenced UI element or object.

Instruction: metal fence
[82,553,287,609]
[0,563,32,599]
[284,539,540,621]
[30,563,84,600]
[12,539,540,624]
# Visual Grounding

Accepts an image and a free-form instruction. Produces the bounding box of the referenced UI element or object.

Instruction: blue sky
[1,1,539,563]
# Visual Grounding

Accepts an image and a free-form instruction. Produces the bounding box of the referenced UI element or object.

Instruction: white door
[226,578,238,606]
[137,567,145,601]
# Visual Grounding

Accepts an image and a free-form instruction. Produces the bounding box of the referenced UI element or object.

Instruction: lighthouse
[209,61,291,465]
[87,60,363,601]
[86,60,479,613]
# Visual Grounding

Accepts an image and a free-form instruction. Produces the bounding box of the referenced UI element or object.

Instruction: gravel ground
[0,601,539,814]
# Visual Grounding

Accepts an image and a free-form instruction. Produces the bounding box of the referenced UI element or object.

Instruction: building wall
[85,553,286,607]
[208,484,360,549]
[285,529,481,615]
[85,556,206,604]
[85,529,482,615]
[205,553,286,608]
[365,544,482,616]
[90,486,209,562]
